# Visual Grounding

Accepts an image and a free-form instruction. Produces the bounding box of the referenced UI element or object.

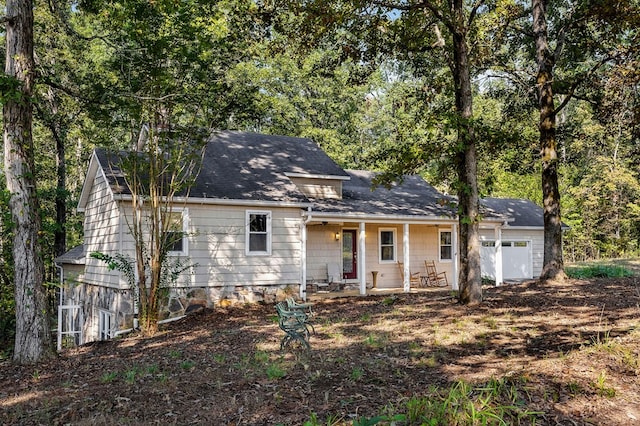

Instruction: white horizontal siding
[82,174,124,288]
[305,224,342,281]
[186,204,302,287]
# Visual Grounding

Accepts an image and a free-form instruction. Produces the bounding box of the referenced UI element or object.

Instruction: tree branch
[554,53,617,115]
[46,0,115,45]
[468,0,486,27]
[373,0,453,31]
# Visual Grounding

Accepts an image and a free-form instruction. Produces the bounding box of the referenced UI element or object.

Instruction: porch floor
[307,286,451,301]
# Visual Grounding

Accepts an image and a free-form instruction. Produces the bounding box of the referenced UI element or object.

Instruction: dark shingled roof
[481,198,543,227]
[53,244,86,265]
[312,170,459,218]
[194,131,349,202]
[96,131,349,203]
[93,131,538,223]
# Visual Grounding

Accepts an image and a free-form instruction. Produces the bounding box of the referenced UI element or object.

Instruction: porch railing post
[403,223,410,292]
[359,222,366,295]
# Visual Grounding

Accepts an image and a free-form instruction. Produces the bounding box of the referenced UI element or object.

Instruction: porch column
[300,220,308,300]
[452,223,459,291]
[403,223,410,292]
[494,225,503,286]
[359,222,366,295]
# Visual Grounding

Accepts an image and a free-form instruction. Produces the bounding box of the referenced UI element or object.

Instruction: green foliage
[124,367,139,384]
[565,264,634,279]
[9,0,639,335]
[593,371,616,398]
[0,74,25,104]
[90,250,196,329]
[364,333,387,349]
[180,360,196,370]
[90,252,137,287]
[0,188,15,357]
[350,367,363,381]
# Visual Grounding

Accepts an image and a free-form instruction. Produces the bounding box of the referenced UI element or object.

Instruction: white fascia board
[112,194,313,209]
[479,218,515,228]
[284,172,351,181]
[306,212,458,225]
[76,151,101,212]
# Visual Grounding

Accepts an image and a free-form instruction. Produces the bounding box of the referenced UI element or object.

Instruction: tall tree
[532,0,565,280]
[3,0,54,363]
[360,0,488,303]
[445,0,482,304]
[493,0,640,279]
[78,0,257,334]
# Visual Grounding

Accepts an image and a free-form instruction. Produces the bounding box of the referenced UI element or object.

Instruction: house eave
[305,211,459,225]
[307,212,513,226]
[501,224,570,231]
[113,193,313,209]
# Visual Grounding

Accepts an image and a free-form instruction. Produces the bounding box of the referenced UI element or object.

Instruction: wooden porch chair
[327,263,345,291]
[424,260,448,287]
[397,262,421,287]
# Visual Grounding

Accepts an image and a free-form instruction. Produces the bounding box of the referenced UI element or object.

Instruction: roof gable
[77,150,112,212]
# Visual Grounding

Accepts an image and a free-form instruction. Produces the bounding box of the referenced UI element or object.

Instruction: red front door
[342,230,357,280]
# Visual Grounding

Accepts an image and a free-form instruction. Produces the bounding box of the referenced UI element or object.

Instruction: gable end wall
[82,172,124,288]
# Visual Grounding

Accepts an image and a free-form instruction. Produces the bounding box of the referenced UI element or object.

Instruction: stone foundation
[63,281,300,344]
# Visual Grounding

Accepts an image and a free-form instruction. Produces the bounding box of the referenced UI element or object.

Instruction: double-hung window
[379,228,396,263]
[439,230,453,261]
[165,209,188,256]
[246,210,271,255]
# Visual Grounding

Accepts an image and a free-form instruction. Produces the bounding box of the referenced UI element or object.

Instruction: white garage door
[481,241,532,280]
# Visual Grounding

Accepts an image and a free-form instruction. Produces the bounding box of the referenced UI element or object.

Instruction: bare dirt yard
[1,276,639,425]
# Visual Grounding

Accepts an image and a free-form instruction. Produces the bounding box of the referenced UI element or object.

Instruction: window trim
[439,229,453,262]
[166,208,189,256]
[378,228,397,263]
[246,210,272,256]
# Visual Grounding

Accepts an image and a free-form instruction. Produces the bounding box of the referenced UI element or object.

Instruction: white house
[55,130,545,345]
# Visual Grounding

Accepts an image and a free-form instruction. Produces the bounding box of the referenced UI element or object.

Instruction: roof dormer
[285,172,350,200]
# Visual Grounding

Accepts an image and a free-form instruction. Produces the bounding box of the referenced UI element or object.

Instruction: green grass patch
[100,371,118,383]
[266,362,287,380]
[565,264,633,279]
[305,377,541,425]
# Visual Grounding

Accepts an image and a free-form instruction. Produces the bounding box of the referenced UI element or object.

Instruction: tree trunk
[4,0,55,363]
[451,2,482,304]
[46,89,67,259]
[55,128,67,257]
[533,0,565,281]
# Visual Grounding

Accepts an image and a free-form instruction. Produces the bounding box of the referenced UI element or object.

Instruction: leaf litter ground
[1,277,639,425]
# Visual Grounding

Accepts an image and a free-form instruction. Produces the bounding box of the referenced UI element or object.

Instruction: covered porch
[300,215,464,301]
